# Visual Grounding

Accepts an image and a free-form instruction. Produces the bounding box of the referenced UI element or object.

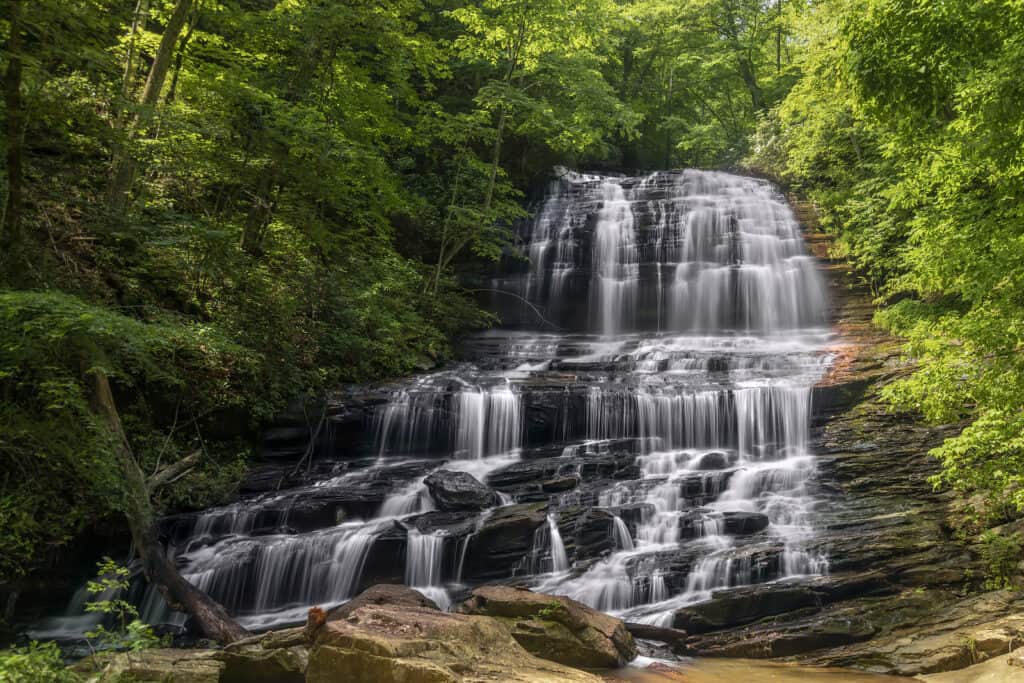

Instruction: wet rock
[308,603,601,682]
[557,506,616,561]
[676,573,892,635]
[542,475,580,492]
[459,585,637,668]
[676,583,824,633]
[406,510,478,536]
[461,503,548,581]
[624,622,689,654]
[327,584,439,621]
[424,470,500,511]
[357,522,407,591]
[721,511,770,535]
[695,450,736,470]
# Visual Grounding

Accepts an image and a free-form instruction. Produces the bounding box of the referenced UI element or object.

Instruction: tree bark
[737,54,765,111]
[109,0,194,214]
[2,0,25,254]
[624,621,689,653]
[88,369,248,644]
[240,165,278,255]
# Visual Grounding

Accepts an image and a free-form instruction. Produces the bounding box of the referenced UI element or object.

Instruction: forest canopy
[2,0,1023,602]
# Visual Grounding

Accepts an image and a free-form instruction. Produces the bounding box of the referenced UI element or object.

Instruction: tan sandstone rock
[307,602,602,682]
[459,585,637,669]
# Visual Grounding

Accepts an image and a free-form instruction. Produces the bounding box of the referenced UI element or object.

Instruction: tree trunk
[240,165,278,255]
[109,0,194,214]
[737,55,765,111]
[122,0,150,101]
[88,369,248,644]
[776,0,783,74]
[2,0,25,254]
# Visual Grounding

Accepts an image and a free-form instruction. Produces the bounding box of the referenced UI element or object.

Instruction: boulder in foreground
[459,585,637,668]
[308,602,601,682]
[326,583,439,621]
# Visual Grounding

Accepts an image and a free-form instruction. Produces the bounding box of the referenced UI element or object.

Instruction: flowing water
[38,169,835,644]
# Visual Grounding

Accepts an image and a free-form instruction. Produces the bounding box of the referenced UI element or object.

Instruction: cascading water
[39,169,834,643]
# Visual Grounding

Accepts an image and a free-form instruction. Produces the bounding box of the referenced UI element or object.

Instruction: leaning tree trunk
[88,369,248,644]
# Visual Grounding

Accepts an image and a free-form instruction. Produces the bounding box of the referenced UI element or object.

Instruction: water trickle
[548,514,570,573]
[612,515,635,551]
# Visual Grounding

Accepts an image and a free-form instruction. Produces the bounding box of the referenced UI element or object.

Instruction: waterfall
[547,514,570,573]
[612,515,635,551]
[38,169,834,640]
[405,530,450,610]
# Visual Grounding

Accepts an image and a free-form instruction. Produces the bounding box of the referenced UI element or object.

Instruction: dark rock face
[461,503,548,581]
[424,470,499,511]
[721,511,770,535]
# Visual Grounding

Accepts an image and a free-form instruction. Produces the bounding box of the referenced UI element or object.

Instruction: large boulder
[307,604,601,682]
[327,584,440,622]
[424,470,500,511]
[459,585,637,669]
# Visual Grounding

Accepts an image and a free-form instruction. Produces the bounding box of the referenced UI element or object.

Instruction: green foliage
[84,559,158,649]
[0,641,81,683]
[977,531,1022,591]
[84,559,164,652]
[752,0,1024,537]
[536,601,564,619]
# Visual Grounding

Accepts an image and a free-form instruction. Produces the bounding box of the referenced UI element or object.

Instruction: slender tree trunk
[482,108,506,213]
[663,65,674,169]
[240,166,278,255]
[122,0,150,101]
[776,0,782,73]
[432,155,466,295]
[109,0,194,214]
[2,0,25,254]
[88,369,248,644]
[737,55,765,111]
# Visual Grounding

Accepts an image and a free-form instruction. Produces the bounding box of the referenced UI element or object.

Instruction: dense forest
[2,0,1024,674]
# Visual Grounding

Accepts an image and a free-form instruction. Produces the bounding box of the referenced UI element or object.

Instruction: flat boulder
[307,603,601,682]
[459,585,637,669]
[424,469,499,511]
[72,649,223,683]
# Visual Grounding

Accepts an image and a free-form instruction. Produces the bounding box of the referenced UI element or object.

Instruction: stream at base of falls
[34,169,839,648]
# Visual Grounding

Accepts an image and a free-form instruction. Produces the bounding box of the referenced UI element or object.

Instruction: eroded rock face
[459,585,637,669]
[424,470,500,511]
[307,604,602,682]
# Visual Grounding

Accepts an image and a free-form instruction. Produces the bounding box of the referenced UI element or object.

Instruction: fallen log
[624,621,690,653]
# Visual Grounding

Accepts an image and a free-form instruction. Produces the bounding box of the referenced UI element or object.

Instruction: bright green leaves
[756,0,1024,530]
